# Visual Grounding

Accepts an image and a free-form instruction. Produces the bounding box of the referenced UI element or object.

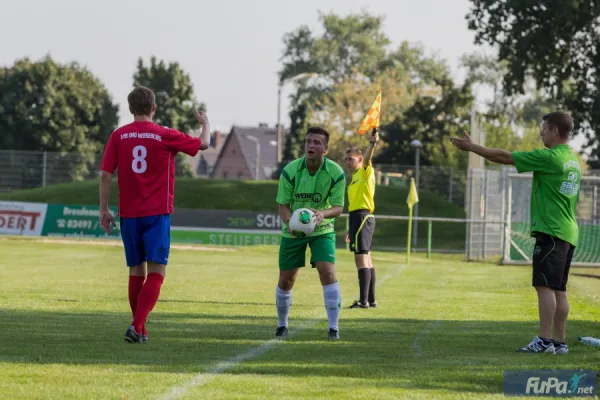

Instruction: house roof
[230,125,279,179]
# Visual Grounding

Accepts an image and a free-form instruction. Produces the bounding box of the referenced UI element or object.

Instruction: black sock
[358,268,371,305]
[368,268,376,304]
[552,339,565,345]
[540,337,552,345]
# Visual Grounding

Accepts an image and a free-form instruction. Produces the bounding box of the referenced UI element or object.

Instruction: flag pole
[406,177,419,265]
[407,205,413,264]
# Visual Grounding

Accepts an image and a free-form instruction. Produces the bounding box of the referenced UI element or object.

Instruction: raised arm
[450,131,514,165]
[362,128,380,167]
[195,110,210,151]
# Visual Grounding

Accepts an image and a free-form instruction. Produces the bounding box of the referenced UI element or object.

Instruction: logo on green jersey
[294,192,323,203]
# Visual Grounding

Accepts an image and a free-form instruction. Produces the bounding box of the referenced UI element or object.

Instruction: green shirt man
[449,110,580,354]
[512,145,581,247]
[274,126,345,342]
[276,156,346,239]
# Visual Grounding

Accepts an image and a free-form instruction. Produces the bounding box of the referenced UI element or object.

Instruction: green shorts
[278,232,336,270]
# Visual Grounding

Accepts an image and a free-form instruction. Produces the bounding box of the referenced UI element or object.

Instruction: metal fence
[0,150,466,208]
[0,150,103,192]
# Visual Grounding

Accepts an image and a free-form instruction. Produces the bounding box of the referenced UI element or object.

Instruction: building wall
[211,135,252,180]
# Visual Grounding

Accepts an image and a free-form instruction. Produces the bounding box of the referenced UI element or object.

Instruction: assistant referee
[344,128,379,309]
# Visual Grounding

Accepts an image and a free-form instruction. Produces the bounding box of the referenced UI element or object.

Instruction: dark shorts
[532,232,575,291]
[120,214,171,267]
[348,210,375,254]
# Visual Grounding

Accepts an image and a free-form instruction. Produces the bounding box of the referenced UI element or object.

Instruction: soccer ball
[289,208,316,237]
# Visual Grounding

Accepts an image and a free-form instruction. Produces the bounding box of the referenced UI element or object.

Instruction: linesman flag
[358,90,382,134]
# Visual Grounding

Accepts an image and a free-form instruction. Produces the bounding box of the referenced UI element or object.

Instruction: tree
[308,68,416,161]
[466,0,600,163]
[279,11,390,84]
[0,55,119,186]
[278,12,454,166]
[459,52,564,165]
[133,56,206,177]
[377,76,474,169]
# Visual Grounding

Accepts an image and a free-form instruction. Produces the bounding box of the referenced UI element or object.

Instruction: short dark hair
[306,126,330,144]
[128,86,155,116]
[346,147,362,156]
[543,111,573,139]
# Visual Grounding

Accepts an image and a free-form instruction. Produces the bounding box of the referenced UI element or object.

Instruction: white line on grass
[159,263,408,400]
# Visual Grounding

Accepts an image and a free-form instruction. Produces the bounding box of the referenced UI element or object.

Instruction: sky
[0,0,486,129]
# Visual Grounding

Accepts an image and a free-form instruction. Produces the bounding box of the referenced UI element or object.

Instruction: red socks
[128,276,146,334]
[132,273,165,334]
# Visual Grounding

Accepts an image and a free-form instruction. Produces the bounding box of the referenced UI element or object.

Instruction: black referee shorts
[348,209,375,254]
[531,232,575,292]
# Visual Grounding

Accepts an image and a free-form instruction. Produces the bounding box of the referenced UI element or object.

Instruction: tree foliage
[0,55,119,184]
[133,56,205,177]
[466,0,600,162]
[278,11,461,167]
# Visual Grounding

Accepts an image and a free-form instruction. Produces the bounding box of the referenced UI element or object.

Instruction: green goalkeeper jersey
[276,156,345,238]
[512,144,581,246]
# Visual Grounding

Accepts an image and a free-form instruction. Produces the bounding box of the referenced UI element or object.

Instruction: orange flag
[358,90,382,135]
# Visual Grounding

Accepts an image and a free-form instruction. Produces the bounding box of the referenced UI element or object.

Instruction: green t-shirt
[276,156,345,238]
[512,144,581,246]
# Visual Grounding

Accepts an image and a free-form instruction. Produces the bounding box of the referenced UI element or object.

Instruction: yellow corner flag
[407,178,419,208]
[406,178,419,264]
[358,90,382,135]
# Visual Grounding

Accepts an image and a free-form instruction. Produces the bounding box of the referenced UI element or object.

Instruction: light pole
[246,135,260,180]
[276,72,318,163]
[410,139,423,251]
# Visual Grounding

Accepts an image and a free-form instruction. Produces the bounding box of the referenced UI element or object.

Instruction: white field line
[0,236,237,252]
[159,263,408,400]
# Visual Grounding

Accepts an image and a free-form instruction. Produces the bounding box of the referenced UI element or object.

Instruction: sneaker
[516,336,555,354]
[141,335,149,344]
[369,301,378,308]
[124,325,143,344]
[348,300,368,309]
[275,326,288,338]
[328,328,340,340]
[553,341,568,354]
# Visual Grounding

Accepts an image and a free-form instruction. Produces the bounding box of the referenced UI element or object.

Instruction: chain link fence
[1,151,466,208]
[0,150,103,192]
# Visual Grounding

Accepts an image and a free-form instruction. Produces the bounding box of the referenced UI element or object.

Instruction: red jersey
[100,121,202,218]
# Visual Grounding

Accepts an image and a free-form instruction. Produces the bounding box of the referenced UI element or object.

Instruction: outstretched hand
[449,130,474,151]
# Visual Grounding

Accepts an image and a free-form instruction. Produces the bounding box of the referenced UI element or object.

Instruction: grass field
[1,237,599,399]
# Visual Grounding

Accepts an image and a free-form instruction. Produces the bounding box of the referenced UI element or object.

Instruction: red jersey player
[99,86,209,343]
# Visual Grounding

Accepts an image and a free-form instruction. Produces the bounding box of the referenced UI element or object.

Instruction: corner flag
[358,90,382,134]
[406,178,419,264]
[407,178,419,208]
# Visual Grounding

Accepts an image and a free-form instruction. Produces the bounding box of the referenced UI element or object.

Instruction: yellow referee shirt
[348,164,376,213]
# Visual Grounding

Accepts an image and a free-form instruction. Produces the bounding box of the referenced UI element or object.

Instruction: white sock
[323,282,341,331]
[276,286,292,328]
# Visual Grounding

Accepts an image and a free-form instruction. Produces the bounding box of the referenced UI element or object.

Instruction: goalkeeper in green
[275,126,346,340]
